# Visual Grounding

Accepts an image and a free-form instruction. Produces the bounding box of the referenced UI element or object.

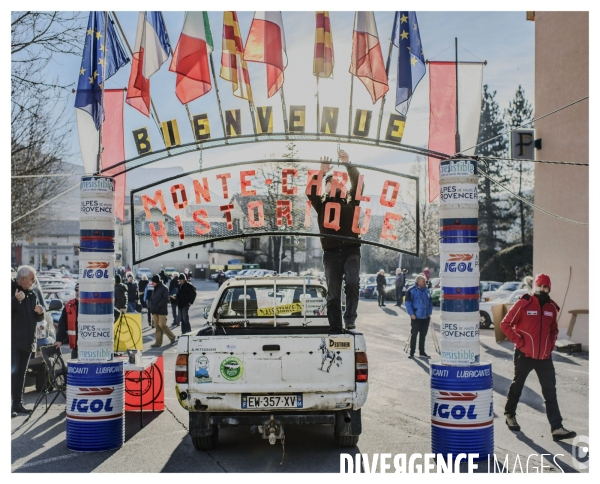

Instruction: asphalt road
[11,280,589,473]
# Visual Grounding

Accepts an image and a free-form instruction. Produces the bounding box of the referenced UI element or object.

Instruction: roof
[43,220,80,236]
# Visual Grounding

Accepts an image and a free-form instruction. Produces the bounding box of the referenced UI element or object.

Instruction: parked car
[137,267,153,280]
[479,289,528,329]
[480,281,502,293]
[359,274,378,299]
[163,267,177,277]
[224,270,240,279]
[481,281,526,302]
[43,289,76,303]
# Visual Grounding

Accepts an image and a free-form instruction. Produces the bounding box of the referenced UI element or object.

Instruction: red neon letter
[175,215,185,240]
[355,174,371,202]
[323,202,341,231]
[380,180,400,208]
[304,200,312,227]
[193,178,211,204]
[380,212,402,240]
[220,203,235,230]
[192,209,211,235]
[276,200,293,227]
[240,170,257,196]
[142,190,167,219]
[170,184,188,210]
[149,220,169,247]
[329,171,348,198]
[216,173,232,199]
[247,201,265,227]
[282,168,298,195]
[305,170,323,196]
[351,206,372,234]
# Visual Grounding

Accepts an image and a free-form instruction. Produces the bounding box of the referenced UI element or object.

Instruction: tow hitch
[252,415,286,465]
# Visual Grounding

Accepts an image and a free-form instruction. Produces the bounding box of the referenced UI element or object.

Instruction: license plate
[241,394,303,409]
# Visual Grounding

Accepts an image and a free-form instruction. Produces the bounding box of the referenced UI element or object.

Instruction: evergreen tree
[505,85,534,245]
[475,85,512,251]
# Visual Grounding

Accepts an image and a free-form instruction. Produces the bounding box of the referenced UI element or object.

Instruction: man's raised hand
[338,149,349,163]
[320,156,332,173]
[15,288,25,302]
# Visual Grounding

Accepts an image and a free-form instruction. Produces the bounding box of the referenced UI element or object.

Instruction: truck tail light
[355,352,368,382]
[175,354,188,383]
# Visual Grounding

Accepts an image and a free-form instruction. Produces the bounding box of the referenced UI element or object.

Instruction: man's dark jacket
[395,272,406,288]
[126,280,139,302]
[307,164,362,251]
[376,273,387,288]
[148,282,169,315]
[11,279,45,352]
[114,282,128,309]
[159,270,169,284]
[177,281,197,308]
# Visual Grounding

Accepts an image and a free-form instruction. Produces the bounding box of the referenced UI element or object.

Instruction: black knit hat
[152,275,160,283]
[178,273,186,280]
[115,274,121,284]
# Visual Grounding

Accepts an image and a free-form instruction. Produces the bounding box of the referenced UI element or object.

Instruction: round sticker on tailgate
[220,357,244,381]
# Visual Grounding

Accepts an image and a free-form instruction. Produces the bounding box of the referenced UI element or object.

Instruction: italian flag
[169,12,214,104]
[350,11,388,104]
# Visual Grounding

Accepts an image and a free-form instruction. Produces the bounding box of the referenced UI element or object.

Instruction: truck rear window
[216,285,328,319]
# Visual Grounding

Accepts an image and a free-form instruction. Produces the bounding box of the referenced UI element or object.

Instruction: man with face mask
[500,273,577,441]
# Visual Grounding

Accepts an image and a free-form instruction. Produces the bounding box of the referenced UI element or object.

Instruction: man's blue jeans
[323,245,361,332]
[179,305,191,334]
[11,349,31,406]
[127,301,137,313]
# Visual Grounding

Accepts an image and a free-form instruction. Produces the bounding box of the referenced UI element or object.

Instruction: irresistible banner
[132,159,419,263]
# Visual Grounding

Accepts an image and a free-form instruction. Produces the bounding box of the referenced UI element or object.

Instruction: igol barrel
[79,290,114,315]
[66,360,124,451]
[430,362,493,460]
[80,229,115,253]
[440,217,478,244]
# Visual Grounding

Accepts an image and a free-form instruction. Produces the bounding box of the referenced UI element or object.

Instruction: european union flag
[75,12,128,130]
[392,11,426,116]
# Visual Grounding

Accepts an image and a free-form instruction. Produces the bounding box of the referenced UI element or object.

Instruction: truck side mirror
[203,306,210,319]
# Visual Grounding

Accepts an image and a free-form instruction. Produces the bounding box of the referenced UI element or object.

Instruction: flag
[220,11,253,102]
[126,12,151,116]
[350,12,388,104]
[101,90,126,222]
[169,12,213,104]
[392,11,425,115]
[244,12,287,98]
[427,61,484,202]
[314,12,334,78]
[75,11,128,173]
[141,12,171,79]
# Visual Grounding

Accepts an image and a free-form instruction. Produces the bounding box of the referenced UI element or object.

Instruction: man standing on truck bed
[307,149,361,334]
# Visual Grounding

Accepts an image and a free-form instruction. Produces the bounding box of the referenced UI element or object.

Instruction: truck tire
[191,425,219,450]
[334,432,359,447]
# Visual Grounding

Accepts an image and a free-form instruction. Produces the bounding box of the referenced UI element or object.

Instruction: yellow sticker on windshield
[257,303,303,316]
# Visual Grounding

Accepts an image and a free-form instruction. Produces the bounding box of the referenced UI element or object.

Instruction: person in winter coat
[144,281,154,327]
[147,275,176,347]
[395,268,406,307]
[376,270,387,307]
[176,274,197,334]
[55,284,79,359]
[159,269,169,285]
[11,266,45,416]
[114,274,128,311]
[500,273,576,442]
[138,275,149,309]
[404,273,433,359]
[168,272,180,327]
[125,273,139,313]
[216,271,227,287]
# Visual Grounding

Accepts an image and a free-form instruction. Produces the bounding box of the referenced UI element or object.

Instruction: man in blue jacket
[404,273,433,359]
[147,275,176,347]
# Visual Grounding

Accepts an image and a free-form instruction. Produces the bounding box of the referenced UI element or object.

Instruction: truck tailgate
[187,334,355,393]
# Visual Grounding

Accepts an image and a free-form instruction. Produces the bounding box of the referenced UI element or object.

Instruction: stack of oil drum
[66,176,124,451]
[431,159,493,461]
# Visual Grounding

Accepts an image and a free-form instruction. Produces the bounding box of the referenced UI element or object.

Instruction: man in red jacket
[501,273,576,441]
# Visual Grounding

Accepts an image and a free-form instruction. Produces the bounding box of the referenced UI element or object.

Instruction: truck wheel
[479,311,492,329]
[35,368,48,392]
[191,425,219,450]
[334,432,359,447]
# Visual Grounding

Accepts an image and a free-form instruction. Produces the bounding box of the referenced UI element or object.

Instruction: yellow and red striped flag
[220,11,253,102]
[313,11,334,78]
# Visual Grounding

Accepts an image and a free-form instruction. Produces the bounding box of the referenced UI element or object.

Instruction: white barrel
[440,340,480,366]
[78,313,115,324]
[80,195,116,222]
[80,176,116,195]
[440,244,480,277]
[77,341,114,362]
[441,311,480,323]
[80,219,116,233]
[439,206,479,221]
[439,181,478,210]
[78,253,115,284]
[77,321,113,344]
[439,319,480,342]
[439,159,478,182]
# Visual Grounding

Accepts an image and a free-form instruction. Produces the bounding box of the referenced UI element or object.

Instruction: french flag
[126,12,150,116]
[244,12,287,98]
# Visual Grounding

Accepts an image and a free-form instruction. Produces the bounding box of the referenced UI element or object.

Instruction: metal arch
[101,132,450,178]
[130,158,421,264]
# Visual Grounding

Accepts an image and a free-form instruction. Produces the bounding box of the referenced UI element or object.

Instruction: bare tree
[11,11,85,241]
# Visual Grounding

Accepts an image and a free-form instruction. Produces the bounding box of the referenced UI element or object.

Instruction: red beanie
[534,273,551,290]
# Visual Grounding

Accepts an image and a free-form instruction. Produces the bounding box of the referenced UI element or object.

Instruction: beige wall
[533,12,589,345]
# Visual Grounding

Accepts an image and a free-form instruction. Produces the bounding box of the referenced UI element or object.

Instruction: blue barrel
[66,361,124,451]
[79,291,114,315]
[440,286,480,312]
[440,217,478,244]
[430,362,493,460]
[80,229,115,252]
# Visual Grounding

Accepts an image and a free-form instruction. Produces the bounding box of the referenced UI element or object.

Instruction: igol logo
[444,262,475,273]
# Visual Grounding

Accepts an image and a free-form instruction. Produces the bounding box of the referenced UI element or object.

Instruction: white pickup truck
[174,276,368,451]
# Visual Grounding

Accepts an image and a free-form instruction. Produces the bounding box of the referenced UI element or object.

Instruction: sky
[47,10,535,184]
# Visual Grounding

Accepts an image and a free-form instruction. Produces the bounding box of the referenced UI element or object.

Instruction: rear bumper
[211,412,335,426]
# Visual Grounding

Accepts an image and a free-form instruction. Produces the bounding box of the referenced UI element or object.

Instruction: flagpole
[184,103,199,148]
[249,101,258,136]
[208,53,228,140]
[348,12,357,138]
[98,11,109,174]
[280,87,289,134]
[111,11,166,145]
[376,39,394,142]
[316,77,320,135]
[455,37,460,153]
